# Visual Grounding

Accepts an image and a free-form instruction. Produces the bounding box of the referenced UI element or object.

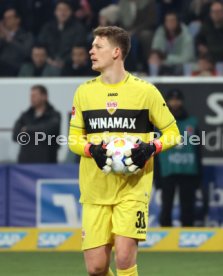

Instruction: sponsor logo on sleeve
[71,106,76,118]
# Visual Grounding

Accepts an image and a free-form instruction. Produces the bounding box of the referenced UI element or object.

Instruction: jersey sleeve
[149,85,175,130]
[69,86,88,156]
[69,86,85,130]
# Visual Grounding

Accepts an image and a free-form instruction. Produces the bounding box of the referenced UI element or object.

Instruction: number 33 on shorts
[136,211,146,229]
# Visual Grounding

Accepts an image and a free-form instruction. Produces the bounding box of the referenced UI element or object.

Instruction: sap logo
[37,179,81,227]
[38,232,73,248]
[139,232,168,248]
[179,232,215,248]
[107,93,118,97]
[0,232,27,248]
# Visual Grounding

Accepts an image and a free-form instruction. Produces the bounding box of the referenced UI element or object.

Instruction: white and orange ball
[106,137,134,174]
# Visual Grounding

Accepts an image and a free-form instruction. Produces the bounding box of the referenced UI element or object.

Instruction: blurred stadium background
[0,0,223,275]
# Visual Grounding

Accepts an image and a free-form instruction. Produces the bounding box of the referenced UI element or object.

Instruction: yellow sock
[117,265,138,276]
[106,267,115,276]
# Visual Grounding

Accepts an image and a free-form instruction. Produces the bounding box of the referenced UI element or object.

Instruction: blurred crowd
[1,0,223,77]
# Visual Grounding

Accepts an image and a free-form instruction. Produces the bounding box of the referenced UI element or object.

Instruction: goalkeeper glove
[124,139,162,173]
[85,142,113,173]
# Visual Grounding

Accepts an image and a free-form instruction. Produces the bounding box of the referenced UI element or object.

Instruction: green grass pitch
[0,252,222,275]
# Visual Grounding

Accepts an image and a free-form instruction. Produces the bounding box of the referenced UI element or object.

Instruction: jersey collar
[99,72,130,87]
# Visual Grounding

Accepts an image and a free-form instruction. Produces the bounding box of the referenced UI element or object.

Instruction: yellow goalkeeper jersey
[70,73,175,204]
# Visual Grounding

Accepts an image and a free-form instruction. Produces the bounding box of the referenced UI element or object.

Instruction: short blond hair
[93,26,131,60]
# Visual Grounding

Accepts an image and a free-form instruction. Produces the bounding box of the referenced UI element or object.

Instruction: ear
[112,47,121,60]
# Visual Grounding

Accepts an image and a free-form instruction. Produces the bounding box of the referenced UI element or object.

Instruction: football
[106,137,134,174]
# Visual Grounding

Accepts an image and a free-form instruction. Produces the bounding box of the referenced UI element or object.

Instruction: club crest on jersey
[106,100,117,115]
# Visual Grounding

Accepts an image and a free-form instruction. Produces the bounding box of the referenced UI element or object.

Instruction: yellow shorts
[82,200,148,250]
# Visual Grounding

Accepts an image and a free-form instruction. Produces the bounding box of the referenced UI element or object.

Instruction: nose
[89,48,93,55]
[89,46,96,56]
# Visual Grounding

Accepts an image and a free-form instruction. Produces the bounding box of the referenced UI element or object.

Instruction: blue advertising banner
[204,166,223,226]
[37,179,81,227]
[6,164,223,227]
[0,165,7,226]
[9,164,79,226]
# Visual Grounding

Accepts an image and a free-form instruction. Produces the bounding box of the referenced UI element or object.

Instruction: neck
[100,62,126,84]
[35,104,46,114]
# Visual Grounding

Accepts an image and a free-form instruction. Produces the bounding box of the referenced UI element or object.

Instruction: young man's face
[89,36,118,72]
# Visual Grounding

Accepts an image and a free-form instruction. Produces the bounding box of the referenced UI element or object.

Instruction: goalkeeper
[69,26,180,276]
